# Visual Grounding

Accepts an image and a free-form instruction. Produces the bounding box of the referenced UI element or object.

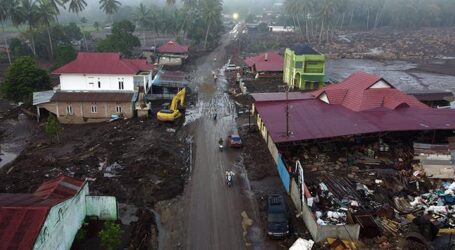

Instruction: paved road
[183,32,253,250]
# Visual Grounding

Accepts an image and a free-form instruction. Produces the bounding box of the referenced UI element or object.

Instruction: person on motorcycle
[219,138,223,146]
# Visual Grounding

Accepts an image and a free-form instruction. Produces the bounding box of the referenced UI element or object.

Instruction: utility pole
[279,85,290,137]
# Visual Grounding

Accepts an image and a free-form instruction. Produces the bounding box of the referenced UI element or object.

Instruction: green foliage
[62,22,83,41]
[9,38,32,58]
[54,44,76,68]
[99,0,122,16]
[99,221,122,250]
[74,226,87,242]
[96,20,140,56]
[1,56,51,103]
[45,114,63,142]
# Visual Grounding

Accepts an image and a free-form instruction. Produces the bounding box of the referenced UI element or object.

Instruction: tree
[54,44,76,68]
[135,3,151,46]
[1,56,51,103]
[99,221,122,250]
[62,22,83,41]
[11,0,40,56]
[201,0,223,50]
[80,17,88,50]
[94,21,100,31]
[44,114,63,143]
[99,0,121,21]
[37,0,58,59]
[0,0,18,64]
[96,20,140,56]
[66,0,87,14]
[9,38,33,58]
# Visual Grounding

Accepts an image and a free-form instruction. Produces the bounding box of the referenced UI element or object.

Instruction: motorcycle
[213,113,217,121]
[225,171,235,187]
[219,144,224,152]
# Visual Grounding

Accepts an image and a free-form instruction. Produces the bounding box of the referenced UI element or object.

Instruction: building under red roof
[312,71,427,111]
[0,176,85,250]
[244,51,284,72]
[253,71,455,143]
[53,52,154,75]
[157,40,189,54]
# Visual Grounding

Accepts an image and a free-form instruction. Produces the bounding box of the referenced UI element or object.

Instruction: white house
[33,52,155,123]
[54,52,154,92]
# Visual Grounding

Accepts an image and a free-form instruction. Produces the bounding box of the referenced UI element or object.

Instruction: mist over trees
[283,0,455,43]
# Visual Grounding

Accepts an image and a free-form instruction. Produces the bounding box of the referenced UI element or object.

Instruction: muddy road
[181,32,266,249]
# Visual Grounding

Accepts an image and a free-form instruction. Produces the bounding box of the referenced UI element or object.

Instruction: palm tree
[318,0,335,44]
[66,0,87,14]
[37,0,57,58]
[135,3,150,46]
[201,0,222,50]
[166,0,176,5]
[11,0,40,56]
[99,0,121,22]
[0,0,18,64]
[80,16,88,50]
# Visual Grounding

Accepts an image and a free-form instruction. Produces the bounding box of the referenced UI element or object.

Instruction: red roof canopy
[244,51,284,72]
[157,41,189,54]
[253,71,455,143]
[53,52,154,75]
[0,176,84,250]
[312,71,427,111]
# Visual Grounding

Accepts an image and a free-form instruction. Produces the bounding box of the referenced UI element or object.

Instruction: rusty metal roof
[51,91,134,102]
[0,176,85,250]
[244,51,284,72]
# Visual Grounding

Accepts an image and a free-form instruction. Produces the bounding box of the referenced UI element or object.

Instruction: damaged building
[252,71,455,246]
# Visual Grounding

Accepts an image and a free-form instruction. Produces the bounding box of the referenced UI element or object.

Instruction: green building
[283,45,326,90]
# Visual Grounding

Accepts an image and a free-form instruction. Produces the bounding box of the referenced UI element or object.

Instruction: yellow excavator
[157,88,186,122]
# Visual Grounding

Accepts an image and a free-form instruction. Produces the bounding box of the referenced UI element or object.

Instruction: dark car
[228,134,242,148]
[267,194,290,238]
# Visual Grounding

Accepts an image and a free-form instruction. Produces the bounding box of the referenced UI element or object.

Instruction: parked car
[267,194,290,238]
[228,134,242,148]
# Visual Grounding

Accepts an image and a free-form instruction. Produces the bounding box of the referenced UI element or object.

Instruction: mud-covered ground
[0,112,189,249]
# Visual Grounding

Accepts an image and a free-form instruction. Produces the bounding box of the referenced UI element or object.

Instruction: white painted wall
[60,74,136,91]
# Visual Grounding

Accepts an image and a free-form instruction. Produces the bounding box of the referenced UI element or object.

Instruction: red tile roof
[51,91,134,102]
[244,51,284,72]
[53,52,153,75]
[253,71,455,143]
[0,176,85,250]
[157,41,189,54]
[312,71,427,111]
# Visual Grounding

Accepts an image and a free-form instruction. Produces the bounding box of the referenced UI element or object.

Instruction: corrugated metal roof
[407,91,455,102]
[312,71,428,111]
[251,92,313,102]
[32,91,55,105]
[0,176,85,250]
[53,52,153,75]
[157,41,189,54]
[51,91,134,102]
[244,51,284,72]
[254,71,455,143]
[255,99,455,143]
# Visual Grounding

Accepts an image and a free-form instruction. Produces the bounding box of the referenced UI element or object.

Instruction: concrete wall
[34,184,89,250]
[158,56,183,66]
[40,101,134,124]
[60,74,135,91]
[86,196,118,220]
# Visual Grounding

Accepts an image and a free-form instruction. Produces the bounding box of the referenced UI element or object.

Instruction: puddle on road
[198,82,217,95]
[241,211,253,246]
[0,150,18,169]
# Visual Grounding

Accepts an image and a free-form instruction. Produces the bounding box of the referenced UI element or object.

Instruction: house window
[91,103,97,113]
[66,104,73,115]
[98,81,101,88]
[119,81,124,90]
[295,61,303,68]
[116,106,122,113]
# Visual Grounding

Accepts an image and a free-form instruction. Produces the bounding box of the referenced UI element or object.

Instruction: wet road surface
[183,33,260,250]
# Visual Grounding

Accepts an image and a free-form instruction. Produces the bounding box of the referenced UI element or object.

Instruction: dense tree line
[284,0,455,44]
